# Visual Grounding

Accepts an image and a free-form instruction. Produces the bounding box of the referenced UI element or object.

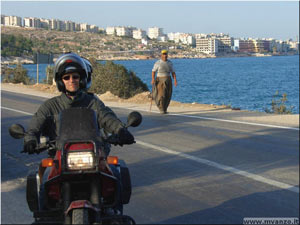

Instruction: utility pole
[36,52,39,84]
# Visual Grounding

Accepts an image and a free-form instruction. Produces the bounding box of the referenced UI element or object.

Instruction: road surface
[1,90,299,224]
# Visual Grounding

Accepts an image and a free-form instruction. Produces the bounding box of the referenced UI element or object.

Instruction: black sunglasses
[62,75,80,80]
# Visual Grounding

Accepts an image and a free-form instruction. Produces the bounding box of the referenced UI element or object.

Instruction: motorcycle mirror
[9,124,26,139]
[127,111,142,128]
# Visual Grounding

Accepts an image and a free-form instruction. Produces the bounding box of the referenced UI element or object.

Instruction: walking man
[151,50,178,114]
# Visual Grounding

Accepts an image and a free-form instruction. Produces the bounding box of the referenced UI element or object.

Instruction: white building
[106,26,116,35]
[4,15,22,27]
[148,27,164,39]
[116,26,131,37]
[157,35,168,42]
[168,32,195,46]
[141,38,148,45]
[24,17,41,28]
[196,37,219,55]
[79,23,90,32]
[133,29,147,39]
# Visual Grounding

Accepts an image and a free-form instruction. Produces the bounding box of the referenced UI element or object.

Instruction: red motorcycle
[9,108,142,224]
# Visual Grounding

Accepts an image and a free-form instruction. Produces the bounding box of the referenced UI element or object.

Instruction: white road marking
[1,106,33,115]
[136,140,299,194]
[2,106,299,194]
[1,178,26,192]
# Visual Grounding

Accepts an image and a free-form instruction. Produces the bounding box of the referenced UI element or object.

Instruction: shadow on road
[157,187,299,224]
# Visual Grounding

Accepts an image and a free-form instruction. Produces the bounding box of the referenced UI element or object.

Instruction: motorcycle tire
[72,208,89,224]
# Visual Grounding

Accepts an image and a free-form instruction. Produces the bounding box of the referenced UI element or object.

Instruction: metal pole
[36,52,39,84]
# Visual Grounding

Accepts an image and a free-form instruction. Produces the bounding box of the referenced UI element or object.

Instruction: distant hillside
[1,26,180,60]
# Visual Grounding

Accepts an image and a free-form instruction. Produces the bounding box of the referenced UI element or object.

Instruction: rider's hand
[118,128,135,145]
[23,140,37,154]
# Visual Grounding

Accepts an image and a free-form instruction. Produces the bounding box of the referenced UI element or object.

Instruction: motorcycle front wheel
[72,208,89,224]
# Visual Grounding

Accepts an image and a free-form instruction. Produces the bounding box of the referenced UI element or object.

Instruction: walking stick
[150,84,153,112]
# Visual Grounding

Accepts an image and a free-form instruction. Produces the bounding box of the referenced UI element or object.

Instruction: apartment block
[196,37,219,54]
[50,19,65,31]
[133,29,147,39]
[116,26,131,37]
[3,15,22,27]
[217,35,234,53]
[65,21,76,32]
[1,15,5,25]
[80,23,90,32]
[40,18,50,29]
[168,32,195,46]
[106,27,116,35]
[24,17,41,28]
[236,39,270,53]
[148,27,164,39]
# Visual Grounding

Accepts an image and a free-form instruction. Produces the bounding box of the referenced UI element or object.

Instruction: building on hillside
[1,15,5,25]
[65,21,76,32]
[141,38,148,46]
[24,17,41,28]
[168,32,196,46]
[133,29,147,39]
[90,25,99,33]
[116,26,131,37]
[40,18,50,29]
[79,23,90,32]
[157,35,168,42]
[148,27,164,39]
[106,26,116,35]
[50,19,65,31]
[3,15,22,27]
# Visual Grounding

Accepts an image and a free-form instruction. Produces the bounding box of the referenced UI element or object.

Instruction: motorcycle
[9,108,142,225]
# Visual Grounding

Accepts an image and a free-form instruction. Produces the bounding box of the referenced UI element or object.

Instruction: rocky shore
[2,52,290,65]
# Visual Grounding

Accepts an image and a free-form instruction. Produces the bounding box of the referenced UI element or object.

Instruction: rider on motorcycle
[23,52,134,156]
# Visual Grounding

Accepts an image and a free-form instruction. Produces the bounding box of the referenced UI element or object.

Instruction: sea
[19,55,299,114]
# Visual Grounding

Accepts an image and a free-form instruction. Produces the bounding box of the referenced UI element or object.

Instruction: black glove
[23,140,38,154]
[118,128,135,145]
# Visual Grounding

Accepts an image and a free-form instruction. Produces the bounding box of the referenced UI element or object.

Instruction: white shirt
[152,59,175,77]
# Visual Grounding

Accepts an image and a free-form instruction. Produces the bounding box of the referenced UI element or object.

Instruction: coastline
[1,82,299,128]
[1,52,298,65]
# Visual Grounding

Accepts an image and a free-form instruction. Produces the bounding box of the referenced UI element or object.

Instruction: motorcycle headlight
[67,151,95,170]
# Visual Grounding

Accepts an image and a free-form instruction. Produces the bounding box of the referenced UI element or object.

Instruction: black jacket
[24,91,124,143]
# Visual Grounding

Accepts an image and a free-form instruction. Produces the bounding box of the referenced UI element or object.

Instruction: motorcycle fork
[62,182,71,224]
[90,179,101,222]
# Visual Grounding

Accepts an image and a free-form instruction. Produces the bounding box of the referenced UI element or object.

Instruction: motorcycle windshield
[58,108,100,142]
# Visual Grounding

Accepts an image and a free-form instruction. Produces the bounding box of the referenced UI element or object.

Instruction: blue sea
[21,55,299,114]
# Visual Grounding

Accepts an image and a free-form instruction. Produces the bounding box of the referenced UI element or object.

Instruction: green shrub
[265,91,294,114]
[89,60,148,98]
[2,63,33,84]
[1,34,33,57]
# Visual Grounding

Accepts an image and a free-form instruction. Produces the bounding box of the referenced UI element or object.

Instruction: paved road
[1,90,299,224]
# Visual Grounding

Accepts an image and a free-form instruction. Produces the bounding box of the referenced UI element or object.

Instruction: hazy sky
[1,1,299,40]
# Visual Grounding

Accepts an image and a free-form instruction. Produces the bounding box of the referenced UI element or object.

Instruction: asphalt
[1,84,299,224]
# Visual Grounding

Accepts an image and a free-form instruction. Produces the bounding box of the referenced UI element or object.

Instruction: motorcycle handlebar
[21,141,56,154]
[21,134,134,154]
[105,134,136,146]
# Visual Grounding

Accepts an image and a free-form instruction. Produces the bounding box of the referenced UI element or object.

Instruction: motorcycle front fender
[65,200,100,216]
